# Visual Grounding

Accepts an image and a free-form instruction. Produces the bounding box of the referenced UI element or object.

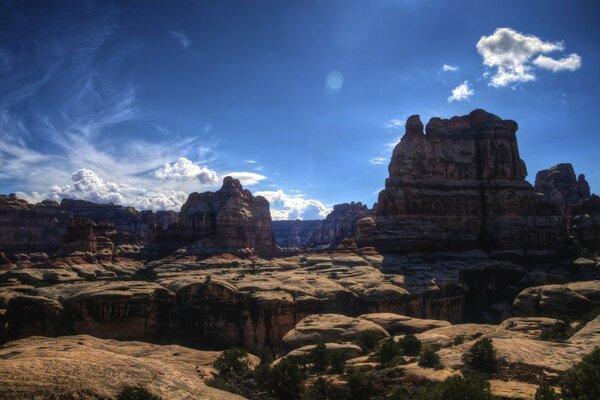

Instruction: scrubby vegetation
[560,346,600,400]
[535,382,561,400]
[117,386,162,400]
[461,338,498,373]
[539,320,575,342]
[426,374,494,400]
[398,334,422,356]
[418,344,441,368]
[354,330,382,351]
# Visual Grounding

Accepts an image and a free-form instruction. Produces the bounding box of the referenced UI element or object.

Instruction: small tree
[540,320,572,342]
[398,334,422,357]
[267,359,305,400]
[354,330,382,352]
[418,345,441,368]
[377,338,402,366]
[328,349,349,374]
[214,348,250,377]
[310,342,329,372]
[535,382,561,400]
[462,338,498,373]
[427,373,493,400]
[561,346,600,400]
[117,386,161,400]
[347,369,374,400]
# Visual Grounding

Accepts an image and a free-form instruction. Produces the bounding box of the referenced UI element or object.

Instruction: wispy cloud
[224,172,267,186]
[477,28,582,87]
[448,80,474,102]
[442,64,458,72]
[168,30,192,49]
[369,157,387,165]
[384,118,404,129]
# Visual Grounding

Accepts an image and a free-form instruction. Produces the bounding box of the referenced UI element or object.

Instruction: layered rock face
[310,202,371,248]
[177,176,276,255]
[534,163,591,214]
[568,195,600,249]
[366,109,563,255]
[0,195,70,253]
[272,219,322,247]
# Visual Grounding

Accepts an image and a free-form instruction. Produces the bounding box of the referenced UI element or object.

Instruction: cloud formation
[224,172,267,186]
[448,80,474,102]
[19,169,189,211]
[256,189,331,220]
[168,30,191,49]
[384,118,404,129]
[477,28,582,87]
[154,157,218,184]
[369,157,387,165]
[442,64,458,72]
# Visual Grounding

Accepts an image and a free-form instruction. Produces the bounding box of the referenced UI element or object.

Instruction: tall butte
[360,109,563,257]
[178,176,277,256]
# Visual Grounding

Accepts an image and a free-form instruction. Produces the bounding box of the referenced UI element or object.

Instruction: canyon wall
[272,220,322,248]
[534,163,591,215]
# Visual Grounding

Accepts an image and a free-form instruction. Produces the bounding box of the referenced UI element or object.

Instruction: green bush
[461,338,498,373]
[214,348,250,377]
[377,338,402,366]
[398,334,422,357]
[453,335,465,346]
[535,382,561,400]
[540,320,573,342]
[427,373,493,400]
[418,345,441,368]
[302,376,347,400]
[267,359,305,400]
[354,330,382,352]
[561,346,600,400]
[347,369,374,400]
[328,349,349,373]
[117,386,161,400]
[390,385,410,400]
[310,342,329,372]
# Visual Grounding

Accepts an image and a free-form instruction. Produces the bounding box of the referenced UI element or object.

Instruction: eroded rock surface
[272,219,321,247]
[364,110,563,257]
[0,335,244,400]
[512,280,600,317]
[310,202,371,248]
[534,163,591,214]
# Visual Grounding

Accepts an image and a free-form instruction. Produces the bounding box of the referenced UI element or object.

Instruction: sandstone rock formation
[272,219,321,247]
[5,281,175,341]
[310,202,371,248]
[0,335,244,400]
[363,110,563,257]
[568,194,600,249]
[177,176,277,256]
[534,163,591,214]
[512,280,600,317]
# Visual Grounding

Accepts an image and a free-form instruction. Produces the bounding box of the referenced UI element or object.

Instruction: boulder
[358,312,451,335]
[513,281,600,317]
[281,313,389,351]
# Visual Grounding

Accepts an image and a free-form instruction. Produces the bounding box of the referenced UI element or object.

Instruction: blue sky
[1,0,598,219]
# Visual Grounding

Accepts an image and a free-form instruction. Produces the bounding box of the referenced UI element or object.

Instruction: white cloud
[18,169,189,211]
[532,53,582,72]
[448,80,474,102]
[369,157,387,165]
[384,118,404,129]
[168,30,191,49]
[442,64,458,72]
[154,157,218,184]
[244,160,257,164]
[386,136,401,150]
[256,189,331,220]
[476,28,582,87]
[224,172,267,186]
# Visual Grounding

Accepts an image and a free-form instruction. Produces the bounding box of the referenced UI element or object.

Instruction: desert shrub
[203,275,212,285]
[117,386,161,400]
[377,338,402,366]
[561,346,600,400]
[426,373,493,400]
[267,359,305,400]
[214,348,250,377]
[354,330,382,351]
[302,376,347,400]
[418,345,441,368]
[398,334,422,357]
[461,338,498,373]
[540,320,573,342]
[310,342,329,372]
[453,335,465,346]
[328,349,349,373]
[257,346,274,365]
[347,369,374,400]
[535,382,561,400]
[390,385,410,400]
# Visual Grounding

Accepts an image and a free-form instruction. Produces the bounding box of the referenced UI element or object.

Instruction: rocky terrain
[0,109,599,399]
